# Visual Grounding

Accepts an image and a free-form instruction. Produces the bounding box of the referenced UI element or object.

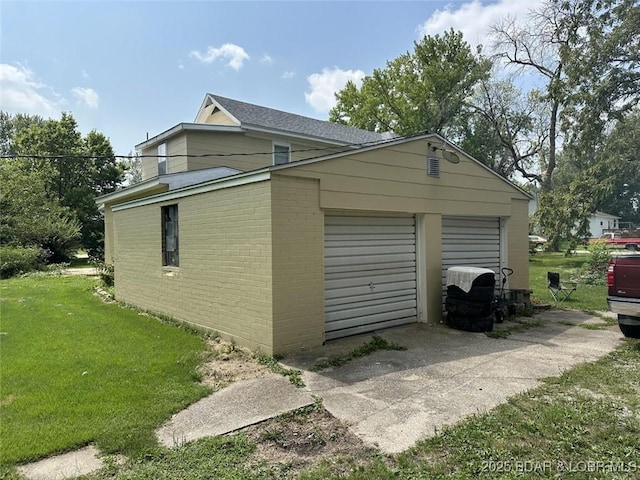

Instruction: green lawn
[0,275,210,466]
[528,252,608,312]
[2,256,637,480]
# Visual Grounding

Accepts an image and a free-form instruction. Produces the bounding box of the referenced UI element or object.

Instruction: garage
[441,216,502,302]
[324,215,417,340]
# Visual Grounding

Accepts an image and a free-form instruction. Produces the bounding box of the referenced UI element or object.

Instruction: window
[158,143,167,175]
[162,205,179,266]
[273,142,290,165]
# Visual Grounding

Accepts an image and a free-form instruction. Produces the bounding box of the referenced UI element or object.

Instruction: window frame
[272,141,291,165]
[158,143,167,176]
[161,204,179,267]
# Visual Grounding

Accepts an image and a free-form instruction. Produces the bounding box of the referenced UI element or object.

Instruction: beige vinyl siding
[270,175,324,352]
[140,135,188,180]
[166,135,188,173]
[113,180,275,352]
[196,105,238,125]
[184,131,344,173]
[141,146,157,180]
[185,131,272,172]
[279,138,530,291]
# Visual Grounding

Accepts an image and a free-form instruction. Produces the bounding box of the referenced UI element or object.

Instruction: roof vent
[427,157,440,177]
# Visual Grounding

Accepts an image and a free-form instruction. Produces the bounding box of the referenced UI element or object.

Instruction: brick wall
[270,175,324,352]
[113,179,274,352]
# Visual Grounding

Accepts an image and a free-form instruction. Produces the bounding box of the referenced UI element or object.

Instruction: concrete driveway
[284,310,623,453]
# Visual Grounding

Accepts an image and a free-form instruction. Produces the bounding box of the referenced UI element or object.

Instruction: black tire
[618,324,640,338]
[446,313,494,332]
[445,297,494,317]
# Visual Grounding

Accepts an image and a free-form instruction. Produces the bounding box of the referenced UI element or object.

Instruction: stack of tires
[445,272,496,332]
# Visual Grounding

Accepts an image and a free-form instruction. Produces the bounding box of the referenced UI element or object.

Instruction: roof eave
[135,123,245,150]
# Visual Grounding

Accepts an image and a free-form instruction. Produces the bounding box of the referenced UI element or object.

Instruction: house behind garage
[97,94,531,354]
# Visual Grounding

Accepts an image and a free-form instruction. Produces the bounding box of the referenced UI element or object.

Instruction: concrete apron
[283,310,623,454]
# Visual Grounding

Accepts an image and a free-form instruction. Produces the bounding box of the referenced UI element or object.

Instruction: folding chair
[547,272,577,302]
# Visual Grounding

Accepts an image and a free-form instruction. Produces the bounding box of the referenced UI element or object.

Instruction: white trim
[112,171,271,211]
[95,178,165,204]
[157,142,167,175]
[272,140,291,165]
[198,94,242,125]
[415,214,428,323]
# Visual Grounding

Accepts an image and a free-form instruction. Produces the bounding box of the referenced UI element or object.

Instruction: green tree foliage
[329,30,490,137]
[1,112,124,260]
[0,159,80,262]
[561,0,640,155]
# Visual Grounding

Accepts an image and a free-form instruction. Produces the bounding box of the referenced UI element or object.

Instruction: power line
[0,133,415,161]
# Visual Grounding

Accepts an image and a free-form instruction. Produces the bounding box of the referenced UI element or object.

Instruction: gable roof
[200,94,396,145]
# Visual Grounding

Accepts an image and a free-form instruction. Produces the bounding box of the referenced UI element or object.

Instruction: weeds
[257,354,305,388]
[311,335,406,371]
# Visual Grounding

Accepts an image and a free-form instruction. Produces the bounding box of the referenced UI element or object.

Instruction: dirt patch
[198,340,382,476]
[198,338,273,390]
[241,406,383,478]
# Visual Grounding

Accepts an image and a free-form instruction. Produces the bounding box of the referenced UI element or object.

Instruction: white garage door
[324,215,417,340]
[441,216,501,302]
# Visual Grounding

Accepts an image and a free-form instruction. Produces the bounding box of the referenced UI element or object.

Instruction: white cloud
[82,69,89,79]
[417,0,541,48]
[281,70,295,80]
[260,53,273,65]
[190,43,250,71]
[72,87,99,108]
[305,67,365,113]
[0,63,62,115]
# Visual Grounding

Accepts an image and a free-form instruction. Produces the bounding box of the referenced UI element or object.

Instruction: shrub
[93,260,114,287]
[0,246,45,278]
[579,240,612,285]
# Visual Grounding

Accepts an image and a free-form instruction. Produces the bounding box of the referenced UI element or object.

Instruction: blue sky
[1,0,539,156]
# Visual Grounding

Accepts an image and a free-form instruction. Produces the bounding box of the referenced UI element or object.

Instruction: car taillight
[607,264,614,287]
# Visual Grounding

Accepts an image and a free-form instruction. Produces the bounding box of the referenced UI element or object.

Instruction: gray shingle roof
[211,94,395,145]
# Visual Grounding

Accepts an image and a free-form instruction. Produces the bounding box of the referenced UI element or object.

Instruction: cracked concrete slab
[156,375,315,447]
[284,311,623,453]
[17,446,103,480]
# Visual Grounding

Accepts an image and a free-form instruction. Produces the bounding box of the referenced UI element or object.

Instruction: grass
[31,339,637,480]
[528,252,608,312]
[0,275,210,466]
[311,335,406,371]
[2,253,636,479]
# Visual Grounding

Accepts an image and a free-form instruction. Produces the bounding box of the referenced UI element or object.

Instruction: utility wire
[0,131,433,161]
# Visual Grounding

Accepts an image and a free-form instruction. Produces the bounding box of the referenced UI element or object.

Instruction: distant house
[588,211,620,237]
[96,94,531,354]
[529,198,620,238]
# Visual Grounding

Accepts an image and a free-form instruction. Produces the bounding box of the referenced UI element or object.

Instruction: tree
[491,0,639,249]
[561,0,640,155]
[462,78,550,179]
[122,151,143,185]
[0,159,80,261]
[2,112,124,259]
[329,30,491,137]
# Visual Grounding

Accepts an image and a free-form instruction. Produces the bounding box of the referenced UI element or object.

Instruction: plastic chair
[547,272,577,302]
